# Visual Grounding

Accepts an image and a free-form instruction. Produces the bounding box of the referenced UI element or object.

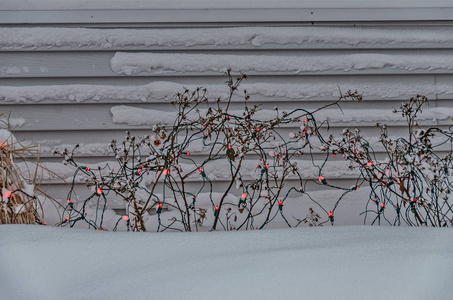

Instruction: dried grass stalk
[0,193,37,224]
[0,116,39,225]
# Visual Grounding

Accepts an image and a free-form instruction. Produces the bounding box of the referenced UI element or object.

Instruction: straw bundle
[0,128,39,224]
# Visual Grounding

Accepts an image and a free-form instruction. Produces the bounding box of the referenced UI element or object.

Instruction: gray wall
[1,5,453,209]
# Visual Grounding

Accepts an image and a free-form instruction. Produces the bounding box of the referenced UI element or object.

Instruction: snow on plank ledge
[2,79,451,104]
[3,26,453,51]
[110,52,453,76]
[0,82,183,104]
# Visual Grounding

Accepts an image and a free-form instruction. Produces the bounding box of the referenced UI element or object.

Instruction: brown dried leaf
[399,180,406,194]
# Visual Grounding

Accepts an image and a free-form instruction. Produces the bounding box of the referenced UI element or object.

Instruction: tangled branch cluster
[327,95,453,226]
[56,72,362,231]
[52,73,453,231]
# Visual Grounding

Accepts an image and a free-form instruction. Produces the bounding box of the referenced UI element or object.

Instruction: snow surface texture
[1,225,452,300]
[2,80,452,104]
[110,52,453,75]
[2,0,452,10]
[1,26,453,50]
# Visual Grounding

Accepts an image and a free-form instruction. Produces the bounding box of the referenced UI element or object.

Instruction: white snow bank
[1,225,452,300]
[110,52,453,75]
[2,80,451,104]
[111,105,453,126]
[2,26,453,49]
[2,0,452,10]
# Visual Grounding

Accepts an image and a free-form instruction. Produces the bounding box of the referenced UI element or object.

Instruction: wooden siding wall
[1,6,453,211]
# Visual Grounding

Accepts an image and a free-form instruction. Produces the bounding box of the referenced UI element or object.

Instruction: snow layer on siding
[110,52,453,75]
[3,80,452,104]
[0,82,184,103]
[2,26,453,50]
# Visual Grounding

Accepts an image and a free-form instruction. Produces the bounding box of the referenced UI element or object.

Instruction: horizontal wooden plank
[19,158,359,184]
[9,125,416,153]
[6,43,453,52]
[25,132,453,161]
[2,100,448,131]
[0,73,439,90]
[35,176,368,209]
[0,51,114,78]
[3,0,453,10]
[5,21,453,29]
[2,8,453,26]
